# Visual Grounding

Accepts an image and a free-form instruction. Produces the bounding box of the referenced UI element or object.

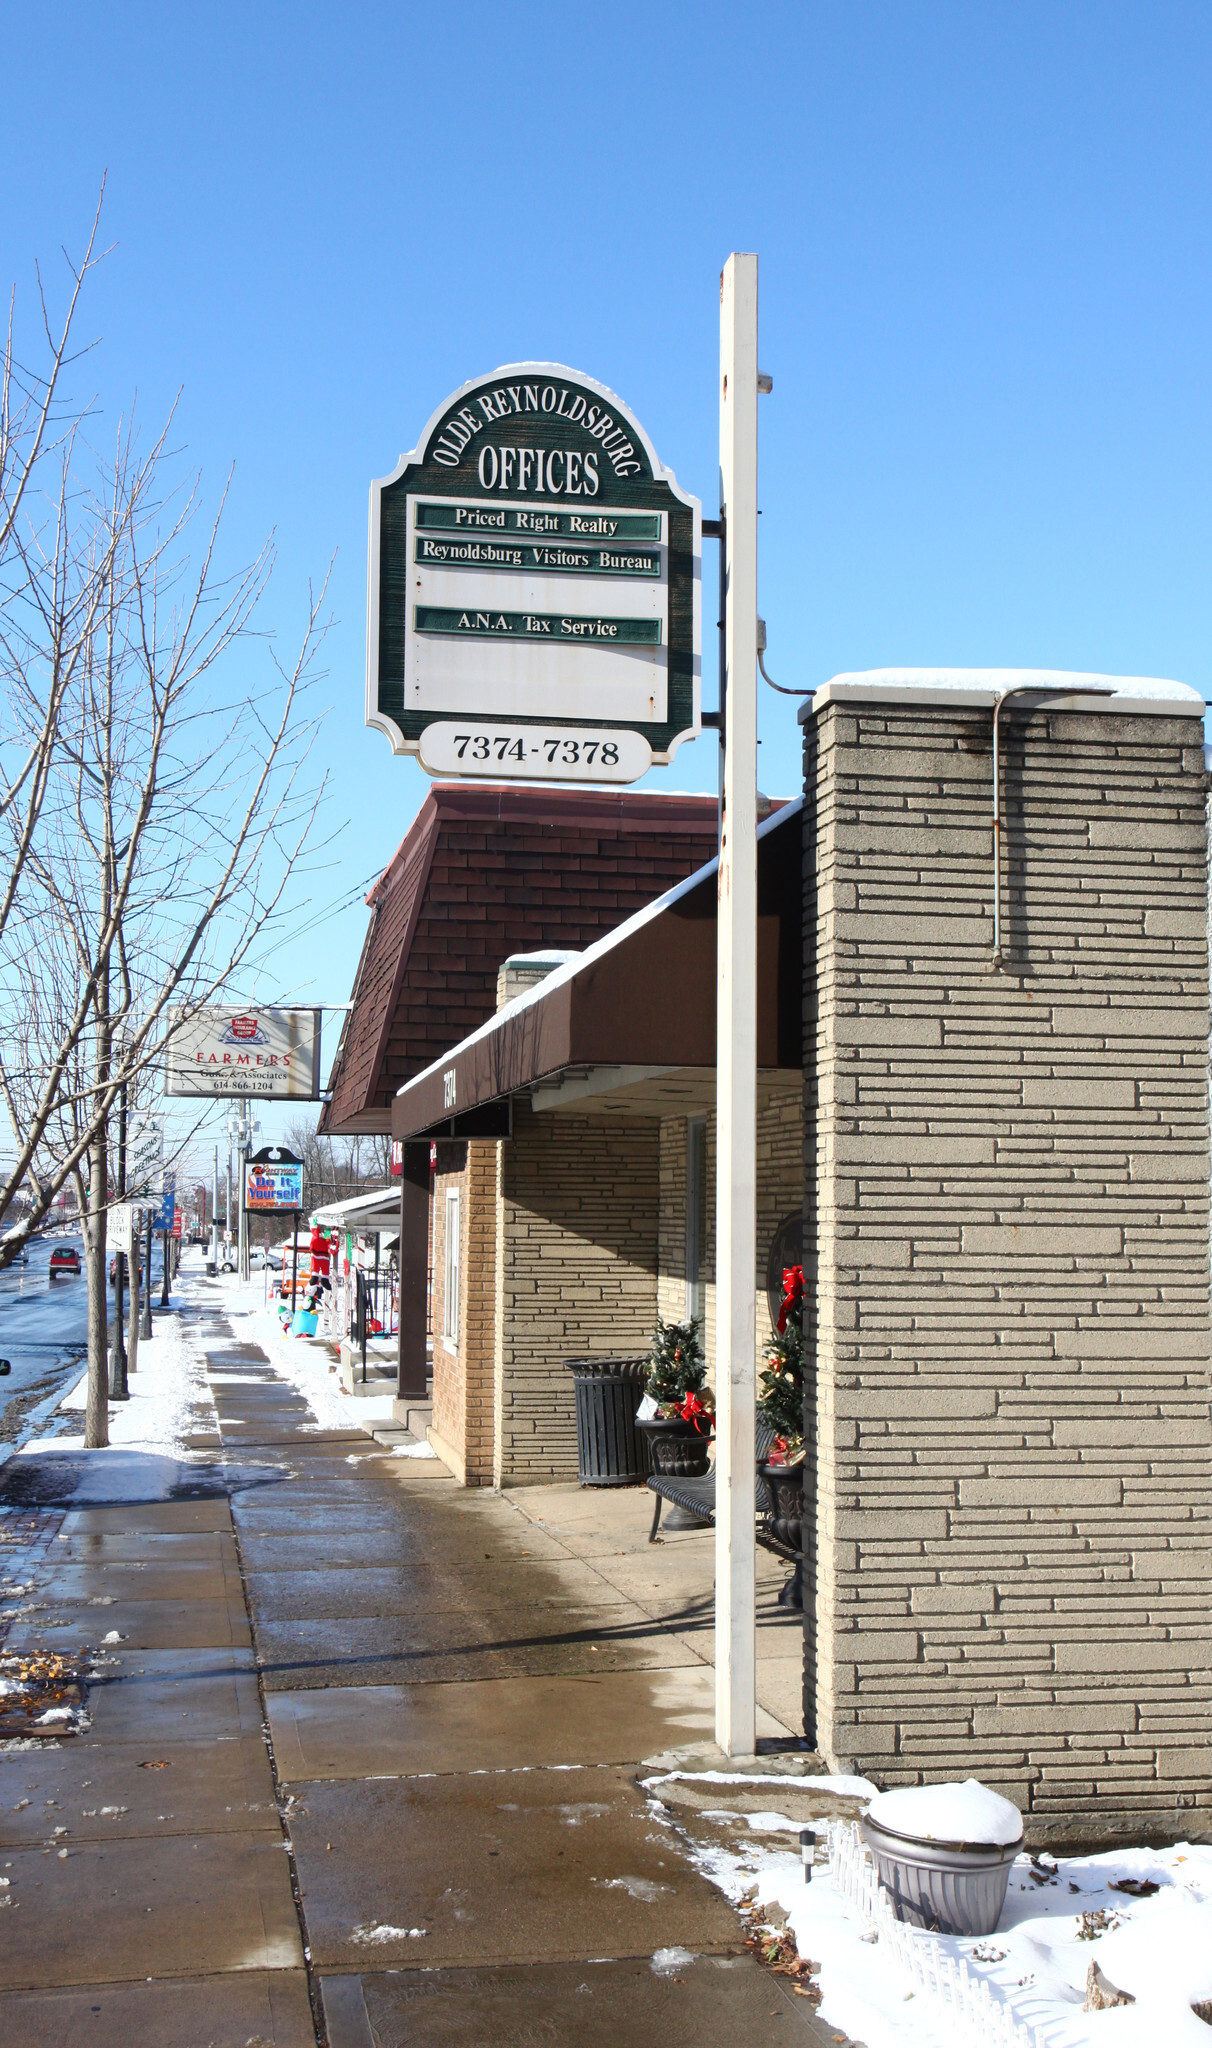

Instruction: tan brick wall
[428,1155,461,1465]
[807,700,1212,1838]
[657,1096,802,1372]
[461,1141,498,1482]
[494,1098,660,1486]
[429,1144,498,1486]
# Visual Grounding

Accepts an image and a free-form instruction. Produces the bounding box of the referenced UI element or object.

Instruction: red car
[49,1246,81,1277]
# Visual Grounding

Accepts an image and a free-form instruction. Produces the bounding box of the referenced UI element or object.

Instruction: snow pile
[53,1301,210,1457]
[1098,1900,1212,2030]
[866,1777,1022,1848]
[645,1769,877,1799]
[10,1270,220,1499]
[682,1799,1212,2048]
[350,1922,427,1944]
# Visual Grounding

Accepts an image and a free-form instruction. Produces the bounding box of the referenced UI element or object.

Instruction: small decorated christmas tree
[644,1314,706,1415]
[758,1265,804,1460]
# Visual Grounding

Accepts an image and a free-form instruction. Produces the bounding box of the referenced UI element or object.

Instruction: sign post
[715,253,761,1758]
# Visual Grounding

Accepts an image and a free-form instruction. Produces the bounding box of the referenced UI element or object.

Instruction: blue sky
[5,1,1211,1153]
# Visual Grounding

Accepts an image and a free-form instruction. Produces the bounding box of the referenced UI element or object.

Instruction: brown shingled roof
[320,783,720,1134]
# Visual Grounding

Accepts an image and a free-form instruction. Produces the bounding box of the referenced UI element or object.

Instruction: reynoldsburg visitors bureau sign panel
[366,363,701,783]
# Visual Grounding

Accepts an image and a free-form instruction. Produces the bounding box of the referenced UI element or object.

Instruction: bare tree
[0,218,334,1445]
[282,1119,393,1212]
[0,194,115,972]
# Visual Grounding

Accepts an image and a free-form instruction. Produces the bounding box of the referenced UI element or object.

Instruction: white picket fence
[827,1822,1048,2048]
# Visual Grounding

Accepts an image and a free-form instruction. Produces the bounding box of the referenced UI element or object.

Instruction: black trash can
[565,1357,650,1486]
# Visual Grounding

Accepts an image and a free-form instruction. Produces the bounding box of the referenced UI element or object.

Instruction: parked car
[108,1255,143,1285]
[49,1245,81,1277]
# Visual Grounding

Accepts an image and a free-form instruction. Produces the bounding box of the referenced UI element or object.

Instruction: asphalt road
[0,1232,164,1445]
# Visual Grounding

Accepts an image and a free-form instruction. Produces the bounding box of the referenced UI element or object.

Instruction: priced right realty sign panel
[366,363,701,782]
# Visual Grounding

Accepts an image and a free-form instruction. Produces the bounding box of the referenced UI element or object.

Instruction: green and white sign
[366,364,701,782]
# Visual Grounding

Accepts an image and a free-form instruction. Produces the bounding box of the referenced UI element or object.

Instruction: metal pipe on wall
[989,684,1115,971]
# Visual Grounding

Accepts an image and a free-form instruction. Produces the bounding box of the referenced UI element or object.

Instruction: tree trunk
[83,1132,109,1447]
[127,1239,140,1379]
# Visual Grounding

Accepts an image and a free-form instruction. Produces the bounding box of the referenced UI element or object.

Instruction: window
[685,1117,706,1324]
[443,1187,461,1350]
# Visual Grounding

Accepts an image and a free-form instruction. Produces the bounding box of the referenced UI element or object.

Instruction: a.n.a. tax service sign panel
[366,364,701,783]
[164,1007,321,1100]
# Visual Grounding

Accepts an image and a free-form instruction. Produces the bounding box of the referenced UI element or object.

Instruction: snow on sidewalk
[208,1271,435,1453]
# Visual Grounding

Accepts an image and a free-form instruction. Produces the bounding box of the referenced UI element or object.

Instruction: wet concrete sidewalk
[0,1283,848,2046]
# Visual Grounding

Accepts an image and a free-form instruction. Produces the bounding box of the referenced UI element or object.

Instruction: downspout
[988,684,1115,971]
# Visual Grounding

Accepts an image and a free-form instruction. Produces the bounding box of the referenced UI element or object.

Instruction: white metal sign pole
[715,252,759,1756]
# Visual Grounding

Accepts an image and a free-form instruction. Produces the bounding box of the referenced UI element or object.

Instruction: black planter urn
[757,1456,805,1551]
[636,1415,712,1479]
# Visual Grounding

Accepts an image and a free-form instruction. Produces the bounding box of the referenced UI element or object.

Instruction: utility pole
[110,1076,129,1400]
[140,1211,153,1340]
[714,251,762,1756]
[237,1100,248,1282]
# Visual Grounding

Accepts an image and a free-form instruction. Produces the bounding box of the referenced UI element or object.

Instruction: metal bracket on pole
[715,252,760,1757]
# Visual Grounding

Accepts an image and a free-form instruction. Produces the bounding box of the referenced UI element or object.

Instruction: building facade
[802,674,1212,1838]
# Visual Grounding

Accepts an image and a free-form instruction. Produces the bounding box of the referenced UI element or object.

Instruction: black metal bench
[646,1419,803,1608]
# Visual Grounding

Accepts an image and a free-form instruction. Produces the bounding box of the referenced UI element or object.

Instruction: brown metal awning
[392,798,802,1142]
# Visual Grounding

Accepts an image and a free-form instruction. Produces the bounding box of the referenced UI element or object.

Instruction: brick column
[805,694,1212,1843]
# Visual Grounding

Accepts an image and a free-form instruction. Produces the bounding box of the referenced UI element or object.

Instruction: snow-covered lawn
[53,1298,211,1457]
[9,1261,217,1501]
[667,1771,1212,2048]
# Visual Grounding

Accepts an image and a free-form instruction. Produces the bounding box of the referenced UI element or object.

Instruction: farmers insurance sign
[165,1007,321,1100]
[366,364,701,783]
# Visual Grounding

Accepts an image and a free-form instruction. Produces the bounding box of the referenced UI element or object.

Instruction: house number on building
[366,364,702,784]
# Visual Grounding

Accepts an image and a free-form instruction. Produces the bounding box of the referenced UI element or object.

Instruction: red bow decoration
[678,1390,712,1434]
[776,1264,805,1334]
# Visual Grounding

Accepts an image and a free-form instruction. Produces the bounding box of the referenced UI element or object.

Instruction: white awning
[310,1185,400,1233]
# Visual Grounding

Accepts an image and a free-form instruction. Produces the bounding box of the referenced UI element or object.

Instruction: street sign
[366,364,701,783]
[110,1203,135,1255]
[164,1007,321,1099]
[126,1119,163,1198]
[245,1146,304,1214]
